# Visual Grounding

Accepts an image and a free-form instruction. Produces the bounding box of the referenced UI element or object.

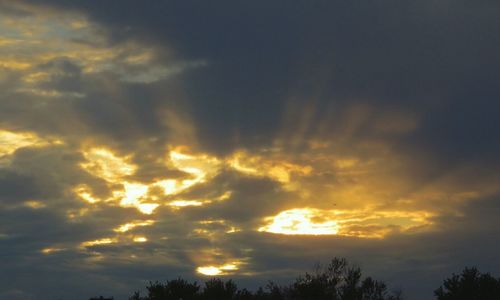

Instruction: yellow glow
[196,263,240,276]
[133,236,148,243]
[170,151,220,177]
[115,182,159,214]
[119,182,148,205]
[151,150,221,198]
[41,247,64,254]
[217,191,232,201]
[226,226,241,234]
[81,148,136,181]
[0,60,32,70]
[0,130,49,156]
[66,208,90,220]
[80,148,164,214]
[78,147,226,214]
[24,200,46,209]
[81,238,117,247]
[114,220,155,233]
[137,203,159,215]
[335,158,359,169]
[227,151,312,184]
[0,2,174,85]
[259,208,339,235]
[155,179,179,195]
[197,266,222,276]
[73,185,99,204]
[0,37,23,46]
[259,208,435,238]
[169,150,220,187]
[169,200,204,207]
[198,220,226,225]
[220,263,238,271]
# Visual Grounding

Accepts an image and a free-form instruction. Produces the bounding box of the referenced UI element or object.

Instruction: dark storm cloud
[0,170,39,204]
[19,0,500,158]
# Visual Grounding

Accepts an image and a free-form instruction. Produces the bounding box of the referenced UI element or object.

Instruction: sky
[0,1,499,299]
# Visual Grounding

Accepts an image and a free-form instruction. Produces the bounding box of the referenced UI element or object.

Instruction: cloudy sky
[0,1,499,299]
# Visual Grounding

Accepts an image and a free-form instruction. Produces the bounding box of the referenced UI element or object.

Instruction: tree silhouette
[285,258,400,300]
[128,257,403,300]
[131,278,200,300]
[202,278,238,300]
[434,267,500,300]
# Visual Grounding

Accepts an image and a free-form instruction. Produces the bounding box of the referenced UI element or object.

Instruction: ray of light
[227,150,312,184]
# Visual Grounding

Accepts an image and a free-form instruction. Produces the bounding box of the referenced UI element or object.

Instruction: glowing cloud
[78,147,226,214]
[80,238,117,248]
[168,200,204,208]
[136,203,159,215]
[227,150,312,184]
[196,262,240,276]
[80,148,136,181]
[114,220,155,233]
[168,150,221,189]
[23,200,46,209]
[73,185,100,204]
[0,130,55,157]
[258,208,339,235]
[259,208,435,238]
[40,247,65,254]
[133,236,148,243]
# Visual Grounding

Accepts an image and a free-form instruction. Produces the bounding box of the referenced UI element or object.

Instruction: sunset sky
[1,1,499,299]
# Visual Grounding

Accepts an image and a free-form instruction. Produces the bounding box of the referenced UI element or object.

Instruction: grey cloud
[23,0,499,157]
[0,1,499,300]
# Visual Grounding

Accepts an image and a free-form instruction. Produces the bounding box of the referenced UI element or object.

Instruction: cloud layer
[0,1,499,299]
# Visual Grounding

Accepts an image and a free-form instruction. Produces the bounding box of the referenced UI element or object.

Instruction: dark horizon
[1,1,499,299]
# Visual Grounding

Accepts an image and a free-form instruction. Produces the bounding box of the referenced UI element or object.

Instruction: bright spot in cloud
[81,238,117,248]
[168,200,204,208]
[114,220,155,233]
[0,130,57,157]
[196,263,240,276]
[119,182,148,205]
[133,236,148,243]
[259,208,339,235]
[259,208,435,238]
[74,185,100,204]
[115,182,158,214]
[41,247,64,254]
[197,266,222,276]
[80,148,136,181]
[78,147,225,214]
[23,200,46,209]
[136,203,159,215]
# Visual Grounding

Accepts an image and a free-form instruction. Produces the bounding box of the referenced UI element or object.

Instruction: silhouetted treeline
[434,267,500,300]
[127,257,500,300]
[129,258,403,300]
